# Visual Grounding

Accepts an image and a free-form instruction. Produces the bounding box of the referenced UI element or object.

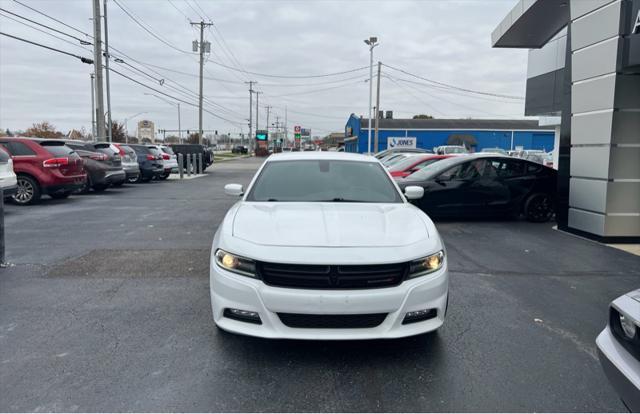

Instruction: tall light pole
[103,0,113,142]
[90,73,96,140]
[364,36,378,154]
[92,0,106,141]
[123,111,147,144]
[144,93,181,142]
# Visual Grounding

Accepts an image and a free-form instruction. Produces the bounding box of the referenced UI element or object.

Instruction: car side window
[458,160,488,180]
[0,146,9,162]
[526,162,542,174]
[4,141,36,156]
[494,160,525,178]
[438,164,463,180]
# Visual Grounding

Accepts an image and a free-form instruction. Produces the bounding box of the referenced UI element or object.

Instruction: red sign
[294,125,301,133]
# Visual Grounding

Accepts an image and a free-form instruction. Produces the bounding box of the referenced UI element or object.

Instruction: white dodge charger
[210,152,449,339]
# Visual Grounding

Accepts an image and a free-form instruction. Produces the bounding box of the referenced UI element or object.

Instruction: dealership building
[343,114,555,153]
[492,0,640,241]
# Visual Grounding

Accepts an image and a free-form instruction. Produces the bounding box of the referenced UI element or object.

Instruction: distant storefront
[343,114,554,154]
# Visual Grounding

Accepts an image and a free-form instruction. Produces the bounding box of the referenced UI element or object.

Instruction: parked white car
[147,145,178,179]
[0,147,17,198]
[596,289,640,411]
[210,152,449,339]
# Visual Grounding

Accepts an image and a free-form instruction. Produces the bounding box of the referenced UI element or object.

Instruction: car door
[416,160,485,216]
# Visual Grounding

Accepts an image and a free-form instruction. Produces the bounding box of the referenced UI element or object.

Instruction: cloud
[0,0,528,136]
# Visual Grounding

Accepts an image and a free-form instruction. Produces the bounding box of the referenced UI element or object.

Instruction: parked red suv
[0,137,86,204]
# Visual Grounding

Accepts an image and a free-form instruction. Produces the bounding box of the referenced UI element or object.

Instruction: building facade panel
[570,111,614,145]
[570,1,622,51]
[571,74,617,113]
[571,37,621,81]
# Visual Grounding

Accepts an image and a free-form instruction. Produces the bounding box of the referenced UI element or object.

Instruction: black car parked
[397,154,557,222]
[170,144,214,168]
[74,149,126,192]
[127,144,164,182]
[231,145,248,154]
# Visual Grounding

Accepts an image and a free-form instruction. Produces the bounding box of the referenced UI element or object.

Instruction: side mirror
[224,183,244,196]
[404,186,424,200]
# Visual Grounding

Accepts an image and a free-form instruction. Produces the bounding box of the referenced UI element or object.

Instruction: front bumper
[2,184,18,197]
[596,327,640,411]
[210,260,448,340]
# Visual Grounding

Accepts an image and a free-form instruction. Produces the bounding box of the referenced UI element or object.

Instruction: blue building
[343,114,555,153]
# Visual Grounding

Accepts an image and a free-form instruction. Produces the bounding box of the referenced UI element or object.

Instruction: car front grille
[257,261,408,289]
[278,313,387,329]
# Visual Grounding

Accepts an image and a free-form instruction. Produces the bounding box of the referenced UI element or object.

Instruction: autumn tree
[110,121,127,143]
[187,133,200,144]
[165,135,180,144]
[412,114,434,119]
[24,121,63,138]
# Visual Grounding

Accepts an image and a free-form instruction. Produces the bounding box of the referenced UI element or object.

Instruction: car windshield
[389,155,426,171]
[246,159,402,203]
[161,146,175,155]
[405,157,463,180]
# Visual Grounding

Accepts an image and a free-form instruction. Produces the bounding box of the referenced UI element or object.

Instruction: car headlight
[408,250,444,278]
[619,313,637,339]
[214,249,257,278]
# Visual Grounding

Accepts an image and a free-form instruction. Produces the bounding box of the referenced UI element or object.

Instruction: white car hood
[232,202,429,247]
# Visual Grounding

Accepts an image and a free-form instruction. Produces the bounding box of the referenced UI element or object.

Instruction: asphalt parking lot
[1,157,639,412]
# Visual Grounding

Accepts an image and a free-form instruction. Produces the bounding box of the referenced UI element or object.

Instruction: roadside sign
[387,137,416,149]
[294,125,301,134]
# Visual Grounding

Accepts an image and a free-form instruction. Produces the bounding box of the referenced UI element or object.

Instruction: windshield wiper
[316,198,367,203]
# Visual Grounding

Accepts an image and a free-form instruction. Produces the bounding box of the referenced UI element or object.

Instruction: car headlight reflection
[215,249,257,278]
[620,313,637,339]
[408,250,444,278]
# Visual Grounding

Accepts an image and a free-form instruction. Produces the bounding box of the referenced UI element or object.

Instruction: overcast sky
[0,0,528,138]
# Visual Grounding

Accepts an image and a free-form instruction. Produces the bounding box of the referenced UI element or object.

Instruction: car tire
[80,176,92,194]
[158,172,170,180]
[112,181,124,187]
[92,183,108,192]
[127,176,139,184]
[13,175,41,205]
[524,193,554,223]
[50,192,71,199]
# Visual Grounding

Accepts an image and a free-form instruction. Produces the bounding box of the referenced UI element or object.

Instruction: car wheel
[13,175,41,205]
[50,192,71,199]
[112,181,124,187]
[92,183,108,192]
[524,193,554,223]
[80,176,92,194]
[127,176,139,184]
[158,172,170,180]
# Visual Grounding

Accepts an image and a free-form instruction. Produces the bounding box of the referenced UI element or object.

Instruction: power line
[266,79,365,98]
[167,0,192,22]
[0,11,93,53]
[0,31,93,64]
[382,63,524,100]
[112,0,193,55]
[392,77,524,104]
[12,0,92,38]
[109,67,244,127]
[208,59,369,79]
[0,7,91,45]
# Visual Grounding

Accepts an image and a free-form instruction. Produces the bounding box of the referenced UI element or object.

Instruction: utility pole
[92,0,106,142]
[374,61,381,153]
[284,105,288,146]
[90,73,96,139]
[255,91,262,132]
[265,105,271,136]
[177,103,182,143]
[245,81,256,150]
[191,21,213,145]
[103,0,113,142]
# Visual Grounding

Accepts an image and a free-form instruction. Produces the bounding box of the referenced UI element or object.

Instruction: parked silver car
[596,289,640,411]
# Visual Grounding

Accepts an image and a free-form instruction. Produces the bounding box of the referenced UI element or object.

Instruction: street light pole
[124,111,147,144]
[90,73,96,140]
[364,36,378,154]
[103,0,113,142]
